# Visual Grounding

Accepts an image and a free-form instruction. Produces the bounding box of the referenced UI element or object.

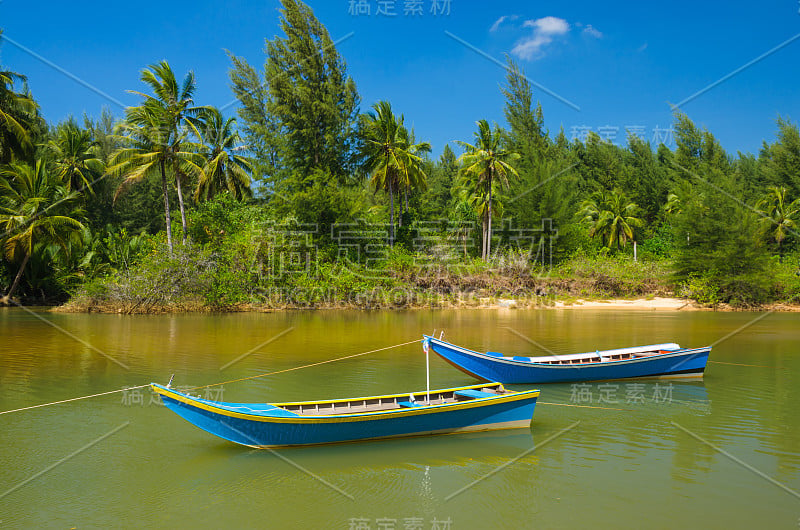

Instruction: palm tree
[360,101,430,245]
[756,186,800,252]
[108,106,201,254]
[127,61,203,243]
[48,121,105,194]
[398,129,432,219]
[580,188,643,250]
[456,120,519,260]
[457,166,504,254]
[450,197,478,258]
[189,107,253,201]
[0,160,84,303]
[0,60,38,163]
[664,192,682,216]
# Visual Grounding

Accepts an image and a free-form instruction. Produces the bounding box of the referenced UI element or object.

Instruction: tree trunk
[398,187,403,228]
[481,208,488,261]
[389,182,395,247]
[175,171,188,245]
[487,177,493,260]
[161,160,173,255]
[4,252,31,303]
[484,167,494,260]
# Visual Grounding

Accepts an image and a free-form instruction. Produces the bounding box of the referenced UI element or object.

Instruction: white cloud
[490,15,518,32]
[637,42,648,52]
[523,16,570,35]
[511,16,570,60]
[583,24,602,38]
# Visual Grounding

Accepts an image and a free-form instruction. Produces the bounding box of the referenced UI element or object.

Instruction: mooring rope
[708,360,770,368]
[0,339,422,416]
[187,339,422,391]
[537,401,628,411]
[0,384,151,416]
[1,338,756,416]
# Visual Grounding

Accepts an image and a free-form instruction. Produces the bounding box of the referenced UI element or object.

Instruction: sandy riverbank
[547,296,800,312]
[50,294,800,314]
[552,297,698,310]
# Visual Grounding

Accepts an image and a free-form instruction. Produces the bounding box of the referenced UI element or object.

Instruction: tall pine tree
[670,114,770,305]
[229,0,359,190]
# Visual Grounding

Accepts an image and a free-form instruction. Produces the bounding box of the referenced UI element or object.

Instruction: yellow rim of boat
[151,383,540,424]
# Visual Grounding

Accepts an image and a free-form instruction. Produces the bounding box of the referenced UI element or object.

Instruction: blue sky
[1,0,798,158]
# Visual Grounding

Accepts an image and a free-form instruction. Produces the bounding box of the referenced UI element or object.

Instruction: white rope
[188,339,421,390]
[0,338,422,416]
[0,384,150,416]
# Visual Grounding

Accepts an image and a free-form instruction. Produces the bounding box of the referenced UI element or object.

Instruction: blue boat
[151,382,540,448]
[424,335,712,384]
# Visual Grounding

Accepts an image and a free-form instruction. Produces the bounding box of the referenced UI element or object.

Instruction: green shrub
[680,274,722,306]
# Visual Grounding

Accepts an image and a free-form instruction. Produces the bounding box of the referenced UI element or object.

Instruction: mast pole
[426,345,431,404]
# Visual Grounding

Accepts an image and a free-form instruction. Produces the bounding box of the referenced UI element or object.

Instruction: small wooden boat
[424,335,712,384]
[151,382,540,448]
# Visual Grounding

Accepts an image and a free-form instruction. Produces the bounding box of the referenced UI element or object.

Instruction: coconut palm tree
[0,160,84,303]
[126,61,204,243]
[456,120,519,260]
[360,101,429,245]
[0,60,38,163]
[189,107,253,201]
[398,128,432,218]
[580,188,643,250]
[108,106,202,254]
[756,186,800,252]
[664,192,682,216]
[48,121,105,194]
[450,197,478,258]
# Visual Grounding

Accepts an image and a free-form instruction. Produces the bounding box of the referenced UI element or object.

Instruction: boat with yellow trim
[150,382,540,448]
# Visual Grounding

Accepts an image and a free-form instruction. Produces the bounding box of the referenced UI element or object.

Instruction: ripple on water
[2,308,799,528]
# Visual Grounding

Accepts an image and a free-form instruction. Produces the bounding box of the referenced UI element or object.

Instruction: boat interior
[493,343,683,365]
[279,383,512,416]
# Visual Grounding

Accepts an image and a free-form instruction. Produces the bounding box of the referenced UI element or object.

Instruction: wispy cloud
[637,42,648,52]
[490,14,518,33]
[583,24,603,38]
[511,16,570,60]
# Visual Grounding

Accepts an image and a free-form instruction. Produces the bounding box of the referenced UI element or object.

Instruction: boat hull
[425,336,711,384]
[151,383,539,448]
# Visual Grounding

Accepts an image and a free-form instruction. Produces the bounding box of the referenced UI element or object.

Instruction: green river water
[0,307,798,528]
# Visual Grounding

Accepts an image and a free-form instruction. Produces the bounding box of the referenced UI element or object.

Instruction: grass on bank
[66,240,788,314]
[55,193,800,313]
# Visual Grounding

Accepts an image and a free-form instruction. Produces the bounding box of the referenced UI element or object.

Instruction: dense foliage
[1,1,798,309]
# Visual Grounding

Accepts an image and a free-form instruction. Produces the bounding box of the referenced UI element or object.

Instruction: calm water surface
[1,308,798,528]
